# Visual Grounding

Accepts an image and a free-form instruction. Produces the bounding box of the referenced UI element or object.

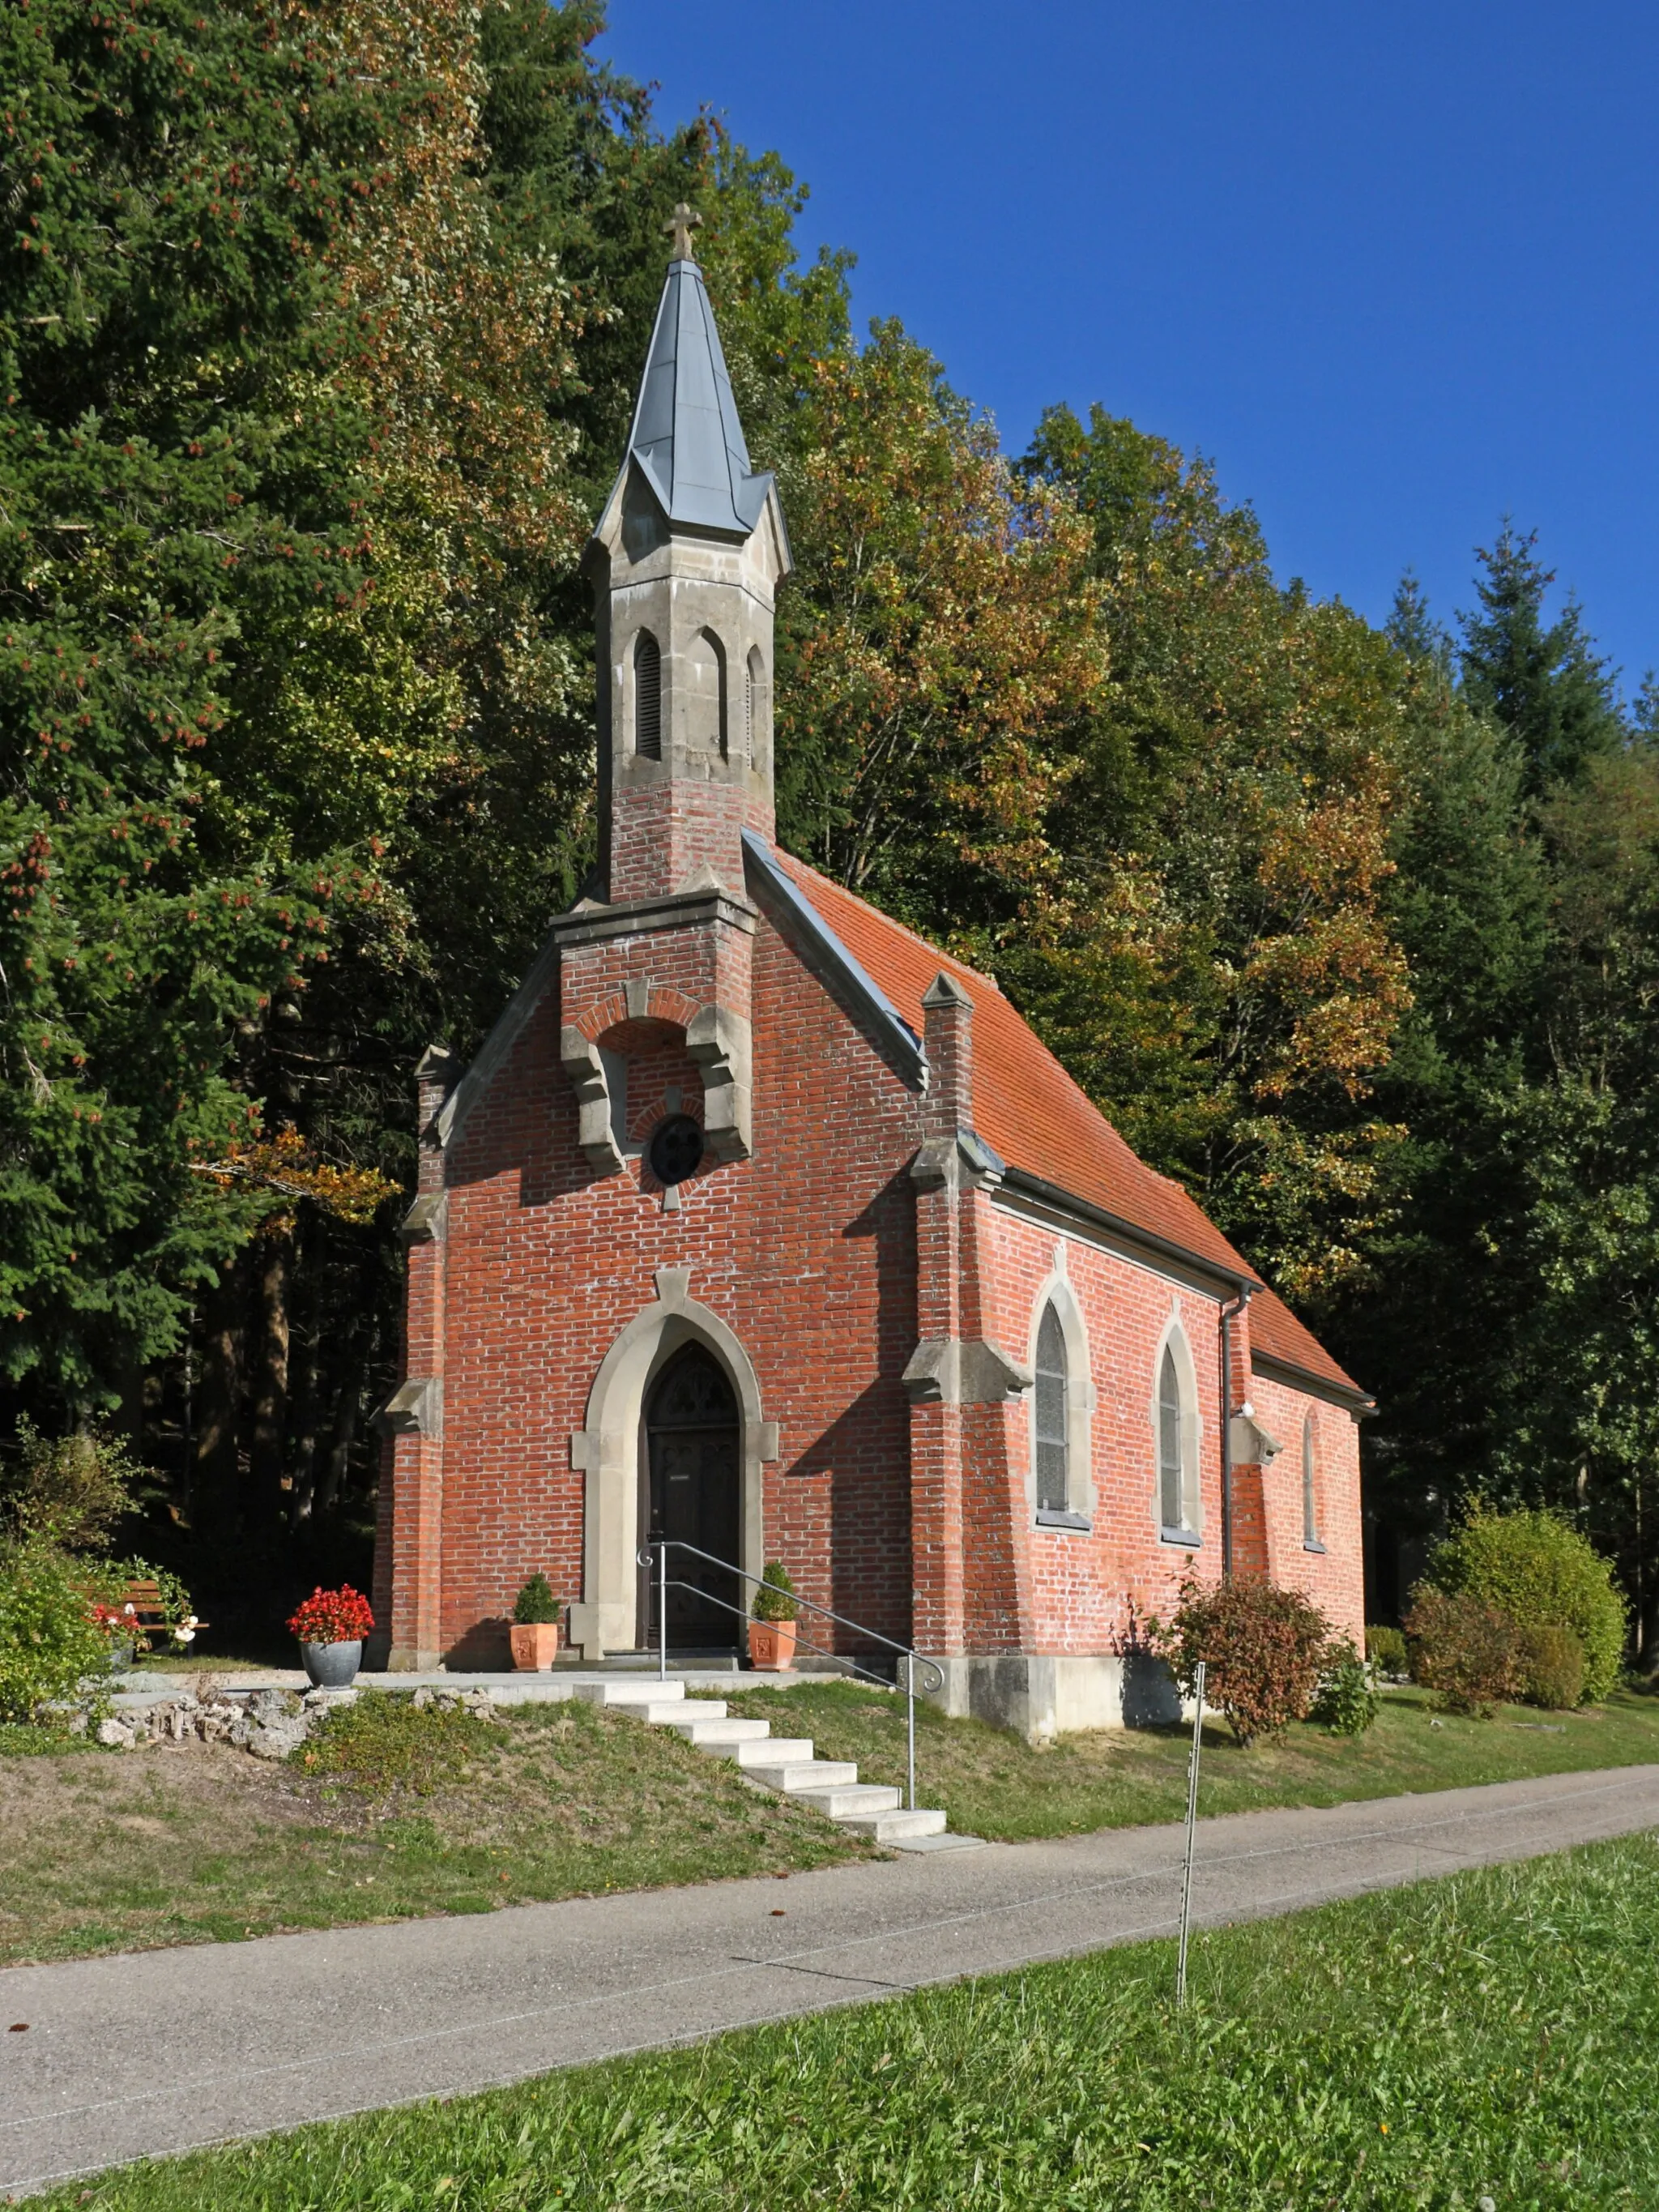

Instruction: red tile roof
[773,849,1367,1404]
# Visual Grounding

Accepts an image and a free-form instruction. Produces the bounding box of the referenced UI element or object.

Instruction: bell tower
[550,210,789,1188]
[583,204,793,903]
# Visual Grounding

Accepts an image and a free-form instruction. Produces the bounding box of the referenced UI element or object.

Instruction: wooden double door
[639,1345,740,1651]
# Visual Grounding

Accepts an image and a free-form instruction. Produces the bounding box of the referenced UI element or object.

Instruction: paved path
[5,1763,1657,2199]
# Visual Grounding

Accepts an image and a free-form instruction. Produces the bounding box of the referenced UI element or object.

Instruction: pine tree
[0,0,398,1411]
[1458,523,1625,789]
[1321,655,1548,1544]
[1387,571,1453,677]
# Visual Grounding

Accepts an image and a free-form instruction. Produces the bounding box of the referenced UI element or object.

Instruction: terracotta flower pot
[748,1618,797,1672]
[510,1621,561,1671]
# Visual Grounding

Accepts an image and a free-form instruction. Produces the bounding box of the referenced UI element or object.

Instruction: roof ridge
[770,848,1005,997]
[769,843,1366,1400]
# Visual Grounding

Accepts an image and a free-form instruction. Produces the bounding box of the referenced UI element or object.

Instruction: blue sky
[597,2,1659,693]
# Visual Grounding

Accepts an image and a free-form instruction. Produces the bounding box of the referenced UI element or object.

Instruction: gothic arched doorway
[641,1343,740,1650]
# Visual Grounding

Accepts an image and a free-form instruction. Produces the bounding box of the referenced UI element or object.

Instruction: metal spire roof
[623,240,774,539]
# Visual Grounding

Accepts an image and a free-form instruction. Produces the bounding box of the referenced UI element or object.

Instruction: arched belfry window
[686,628,727,758]
[745,645,764,767]
[1303,1413,1320,1548]
[633,630,661,760]
[1034,1301,1069,1514]
[1158,1346,1183,1531]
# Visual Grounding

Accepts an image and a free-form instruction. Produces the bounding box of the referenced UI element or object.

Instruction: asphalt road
[4,1762,1657,2201]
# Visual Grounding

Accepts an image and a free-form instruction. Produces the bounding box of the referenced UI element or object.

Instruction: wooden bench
[118,1579,205,1647]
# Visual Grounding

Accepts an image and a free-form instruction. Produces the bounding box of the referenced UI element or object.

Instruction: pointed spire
[621,222,775,540]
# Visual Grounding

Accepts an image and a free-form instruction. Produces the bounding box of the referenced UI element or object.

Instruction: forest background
[3,0,1655,1656]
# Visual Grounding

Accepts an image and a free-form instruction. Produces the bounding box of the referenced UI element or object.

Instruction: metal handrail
[634,1537,943,1812]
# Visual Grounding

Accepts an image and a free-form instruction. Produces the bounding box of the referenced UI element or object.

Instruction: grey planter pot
[301,1639,362,1689]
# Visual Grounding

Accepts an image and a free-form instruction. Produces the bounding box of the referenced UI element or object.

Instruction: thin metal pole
[1176,1658,1206,2006]
[658,1543,667,1682]
[906,1655,916,1811]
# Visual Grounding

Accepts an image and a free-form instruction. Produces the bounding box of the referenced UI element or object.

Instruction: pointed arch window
[1034,1301,1069,1514]
[687,627,727,759]
[1156,1329,1201,1541]
[633,630,662,760]
[1303,1413,1324,1550]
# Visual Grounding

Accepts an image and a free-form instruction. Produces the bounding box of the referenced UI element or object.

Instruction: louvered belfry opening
[633,629,662,759]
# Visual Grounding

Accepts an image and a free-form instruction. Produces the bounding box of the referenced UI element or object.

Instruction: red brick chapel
[371,220,1370,1739]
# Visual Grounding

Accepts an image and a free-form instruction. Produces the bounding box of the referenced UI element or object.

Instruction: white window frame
[1152,1316,1203,1545]
[1302,1411,1325,1552]
[1026,1271,1095,1531]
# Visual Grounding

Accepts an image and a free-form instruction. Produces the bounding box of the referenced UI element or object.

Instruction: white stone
[247,1720,307,1761]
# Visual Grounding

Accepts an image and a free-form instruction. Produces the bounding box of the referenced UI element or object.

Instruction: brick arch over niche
[564,1268,778,1660]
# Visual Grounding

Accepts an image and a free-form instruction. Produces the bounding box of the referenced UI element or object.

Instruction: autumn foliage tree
[1014,404,1411,1300]
[774,326,1107,946]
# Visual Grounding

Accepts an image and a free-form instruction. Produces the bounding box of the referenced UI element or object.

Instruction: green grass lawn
[0,1697,867,1967]
[41,1831,1659,2209]
[714,1677,1659,1840]
[6,1676,1655,1971]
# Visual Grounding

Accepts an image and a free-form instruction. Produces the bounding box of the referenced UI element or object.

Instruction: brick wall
[970,1211,1229,1652]
[1244,1369,1366,1643]
[421,899,921,1663]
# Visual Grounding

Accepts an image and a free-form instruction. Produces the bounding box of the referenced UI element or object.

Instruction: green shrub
[1404,1587,1520,1716]
[512,1573,560,1626]
[753,1561,800,1623]
[0,1420,141,1550]
[1427,1505,1626,1702]
[1310,1638,1378,1734]
[1153,1576,1330,1747]
[0,1539,120,1721]
[1365,1624,1409,1677]
[1516,1623,1586,1710]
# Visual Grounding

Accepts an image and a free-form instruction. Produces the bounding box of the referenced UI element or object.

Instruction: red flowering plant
[286,1586,374,1647]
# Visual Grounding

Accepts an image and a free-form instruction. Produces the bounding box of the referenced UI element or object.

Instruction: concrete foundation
[926,1650,1182,1744]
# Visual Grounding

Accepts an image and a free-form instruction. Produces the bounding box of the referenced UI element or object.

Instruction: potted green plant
[510,1574,562,1669]
[748,1561,800,1671]
[287,1585,373,1689]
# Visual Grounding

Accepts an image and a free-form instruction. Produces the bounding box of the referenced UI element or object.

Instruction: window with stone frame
[1158,1343,1187,1531]
[1303,1413,1319,1547]
[1034,1300,1070,1514]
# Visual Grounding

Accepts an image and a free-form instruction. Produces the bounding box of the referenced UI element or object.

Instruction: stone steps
[576,1676,962,1850]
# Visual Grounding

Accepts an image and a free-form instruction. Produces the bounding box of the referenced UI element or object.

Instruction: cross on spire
[665,201,702,263]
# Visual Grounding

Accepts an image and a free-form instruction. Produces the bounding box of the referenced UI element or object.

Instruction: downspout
[1218,1288,1252,1578]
